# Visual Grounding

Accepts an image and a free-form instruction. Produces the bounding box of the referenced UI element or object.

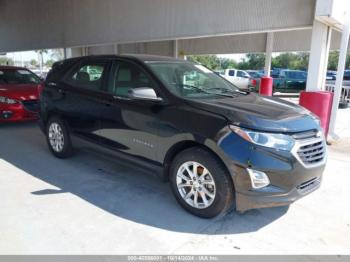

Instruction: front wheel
[169,147,234,218]
[46,117,73,158]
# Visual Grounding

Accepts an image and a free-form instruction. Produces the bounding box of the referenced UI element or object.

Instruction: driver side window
[110,61,156,97]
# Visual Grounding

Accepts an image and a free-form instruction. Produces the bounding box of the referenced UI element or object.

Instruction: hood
[0,83,41,101]
[188,93,319,133]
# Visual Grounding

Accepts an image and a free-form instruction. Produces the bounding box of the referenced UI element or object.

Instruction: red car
[0,66,43,122]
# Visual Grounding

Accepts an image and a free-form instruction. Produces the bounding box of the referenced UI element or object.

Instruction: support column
[328,17,350,138]
[306,21,332,91]
[264,32,274,76]
[173,39,178,59]
[63,48,68,59]
[64,47,84,58]
[113,44,119,55]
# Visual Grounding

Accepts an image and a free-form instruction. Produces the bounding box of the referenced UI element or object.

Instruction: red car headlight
[0,96,18,105]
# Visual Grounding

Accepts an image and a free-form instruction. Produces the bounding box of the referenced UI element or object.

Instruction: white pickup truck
[219,69,251,89]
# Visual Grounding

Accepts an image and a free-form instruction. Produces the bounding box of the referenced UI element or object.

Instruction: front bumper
[218,130,327,212]
[235,172,322,212]
[0,102,38,122]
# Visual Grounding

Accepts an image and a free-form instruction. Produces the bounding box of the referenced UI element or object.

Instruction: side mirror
[128,87,163,102]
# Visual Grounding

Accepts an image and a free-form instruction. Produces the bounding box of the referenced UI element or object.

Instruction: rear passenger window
[66,62,106,91]
[109,61,155,97]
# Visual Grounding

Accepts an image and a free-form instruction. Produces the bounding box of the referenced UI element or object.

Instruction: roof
[0,65,27,70]
[78,54,186,63]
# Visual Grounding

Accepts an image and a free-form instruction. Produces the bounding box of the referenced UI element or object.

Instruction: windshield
[0,68,41,85]
[285,71,307,80]
[146,61,240,99]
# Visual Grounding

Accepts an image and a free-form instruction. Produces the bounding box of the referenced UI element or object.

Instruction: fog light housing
[247,168,270,189]
[2,111,13,119]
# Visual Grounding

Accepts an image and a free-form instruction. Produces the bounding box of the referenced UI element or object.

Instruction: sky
[217,53,247,61]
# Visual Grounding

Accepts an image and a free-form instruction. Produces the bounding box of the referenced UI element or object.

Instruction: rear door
[56,58,111,141]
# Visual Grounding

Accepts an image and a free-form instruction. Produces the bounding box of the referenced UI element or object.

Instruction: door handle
[47,82,57,87]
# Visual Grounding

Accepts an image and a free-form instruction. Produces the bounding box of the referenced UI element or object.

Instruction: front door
[98,59,161,162]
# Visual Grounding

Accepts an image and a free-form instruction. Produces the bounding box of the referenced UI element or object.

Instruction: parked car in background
[246,70,264,91]
[274,70,307,93]
[39,54,326,218]
[271,68,287,78]
[219,68,250,89]
[326,71,337,80]
[246,70,264,79]
[0,66,42,122]
[343,70,350,80]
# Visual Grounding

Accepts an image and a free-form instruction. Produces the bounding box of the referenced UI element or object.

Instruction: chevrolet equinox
[39,55,327,218]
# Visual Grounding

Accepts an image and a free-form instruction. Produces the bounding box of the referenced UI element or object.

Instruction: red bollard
[259,76,273,96]
[299,91,333,136]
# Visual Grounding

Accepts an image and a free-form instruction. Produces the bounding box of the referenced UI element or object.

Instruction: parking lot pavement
[0,122,349,255]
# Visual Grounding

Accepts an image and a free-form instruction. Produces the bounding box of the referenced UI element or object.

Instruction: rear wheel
[46,117,73,158]
[169,147,234,218]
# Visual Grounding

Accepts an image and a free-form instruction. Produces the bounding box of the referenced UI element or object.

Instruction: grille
[297,140,325,165]
[297,177,321,195]
[22,100,39,112]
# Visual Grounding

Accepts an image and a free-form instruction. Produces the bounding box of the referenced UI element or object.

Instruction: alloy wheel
[176,161,216,209]
[48,122,65,152]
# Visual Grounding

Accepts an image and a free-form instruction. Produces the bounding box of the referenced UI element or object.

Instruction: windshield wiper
[208,87,249,95]
[172,84,235,98]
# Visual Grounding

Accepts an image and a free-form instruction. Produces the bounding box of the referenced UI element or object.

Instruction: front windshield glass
[285,71,307,79]
[146,61,240,99]
[0,69,41,85]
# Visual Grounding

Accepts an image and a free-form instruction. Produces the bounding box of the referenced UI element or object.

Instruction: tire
[169,147,234,218]
[46,116,74,158]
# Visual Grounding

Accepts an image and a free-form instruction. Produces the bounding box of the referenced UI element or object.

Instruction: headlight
[0,96,18,104]
[230,125,295,151]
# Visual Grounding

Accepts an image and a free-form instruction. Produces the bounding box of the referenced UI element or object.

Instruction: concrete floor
[0,111,350,254]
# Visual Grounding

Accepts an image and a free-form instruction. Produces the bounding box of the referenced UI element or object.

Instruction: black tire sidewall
[169,147,234,218]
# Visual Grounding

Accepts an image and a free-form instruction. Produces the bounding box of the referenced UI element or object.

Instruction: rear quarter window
[46,59,81,83]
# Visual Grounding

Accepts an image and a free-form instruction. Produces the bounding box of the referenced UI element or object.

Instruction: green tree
[295,52,309,70]
[187,55,221,70]
[30,59,38,67]
[241,53,265,70]
[0,57,14,65]
[219,57,238,69]
[45,59,55,68]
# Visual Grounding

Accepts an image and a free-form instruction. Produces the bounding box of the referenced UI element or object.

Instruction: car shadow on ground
[0,122,289,235]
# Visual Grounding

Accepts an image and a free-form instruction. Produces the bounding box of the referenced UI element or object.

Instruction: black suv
[39,55,327,218]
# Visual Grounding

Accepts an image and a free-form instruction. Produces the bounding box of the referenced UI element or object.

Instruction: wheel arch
[162,140,236,192]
